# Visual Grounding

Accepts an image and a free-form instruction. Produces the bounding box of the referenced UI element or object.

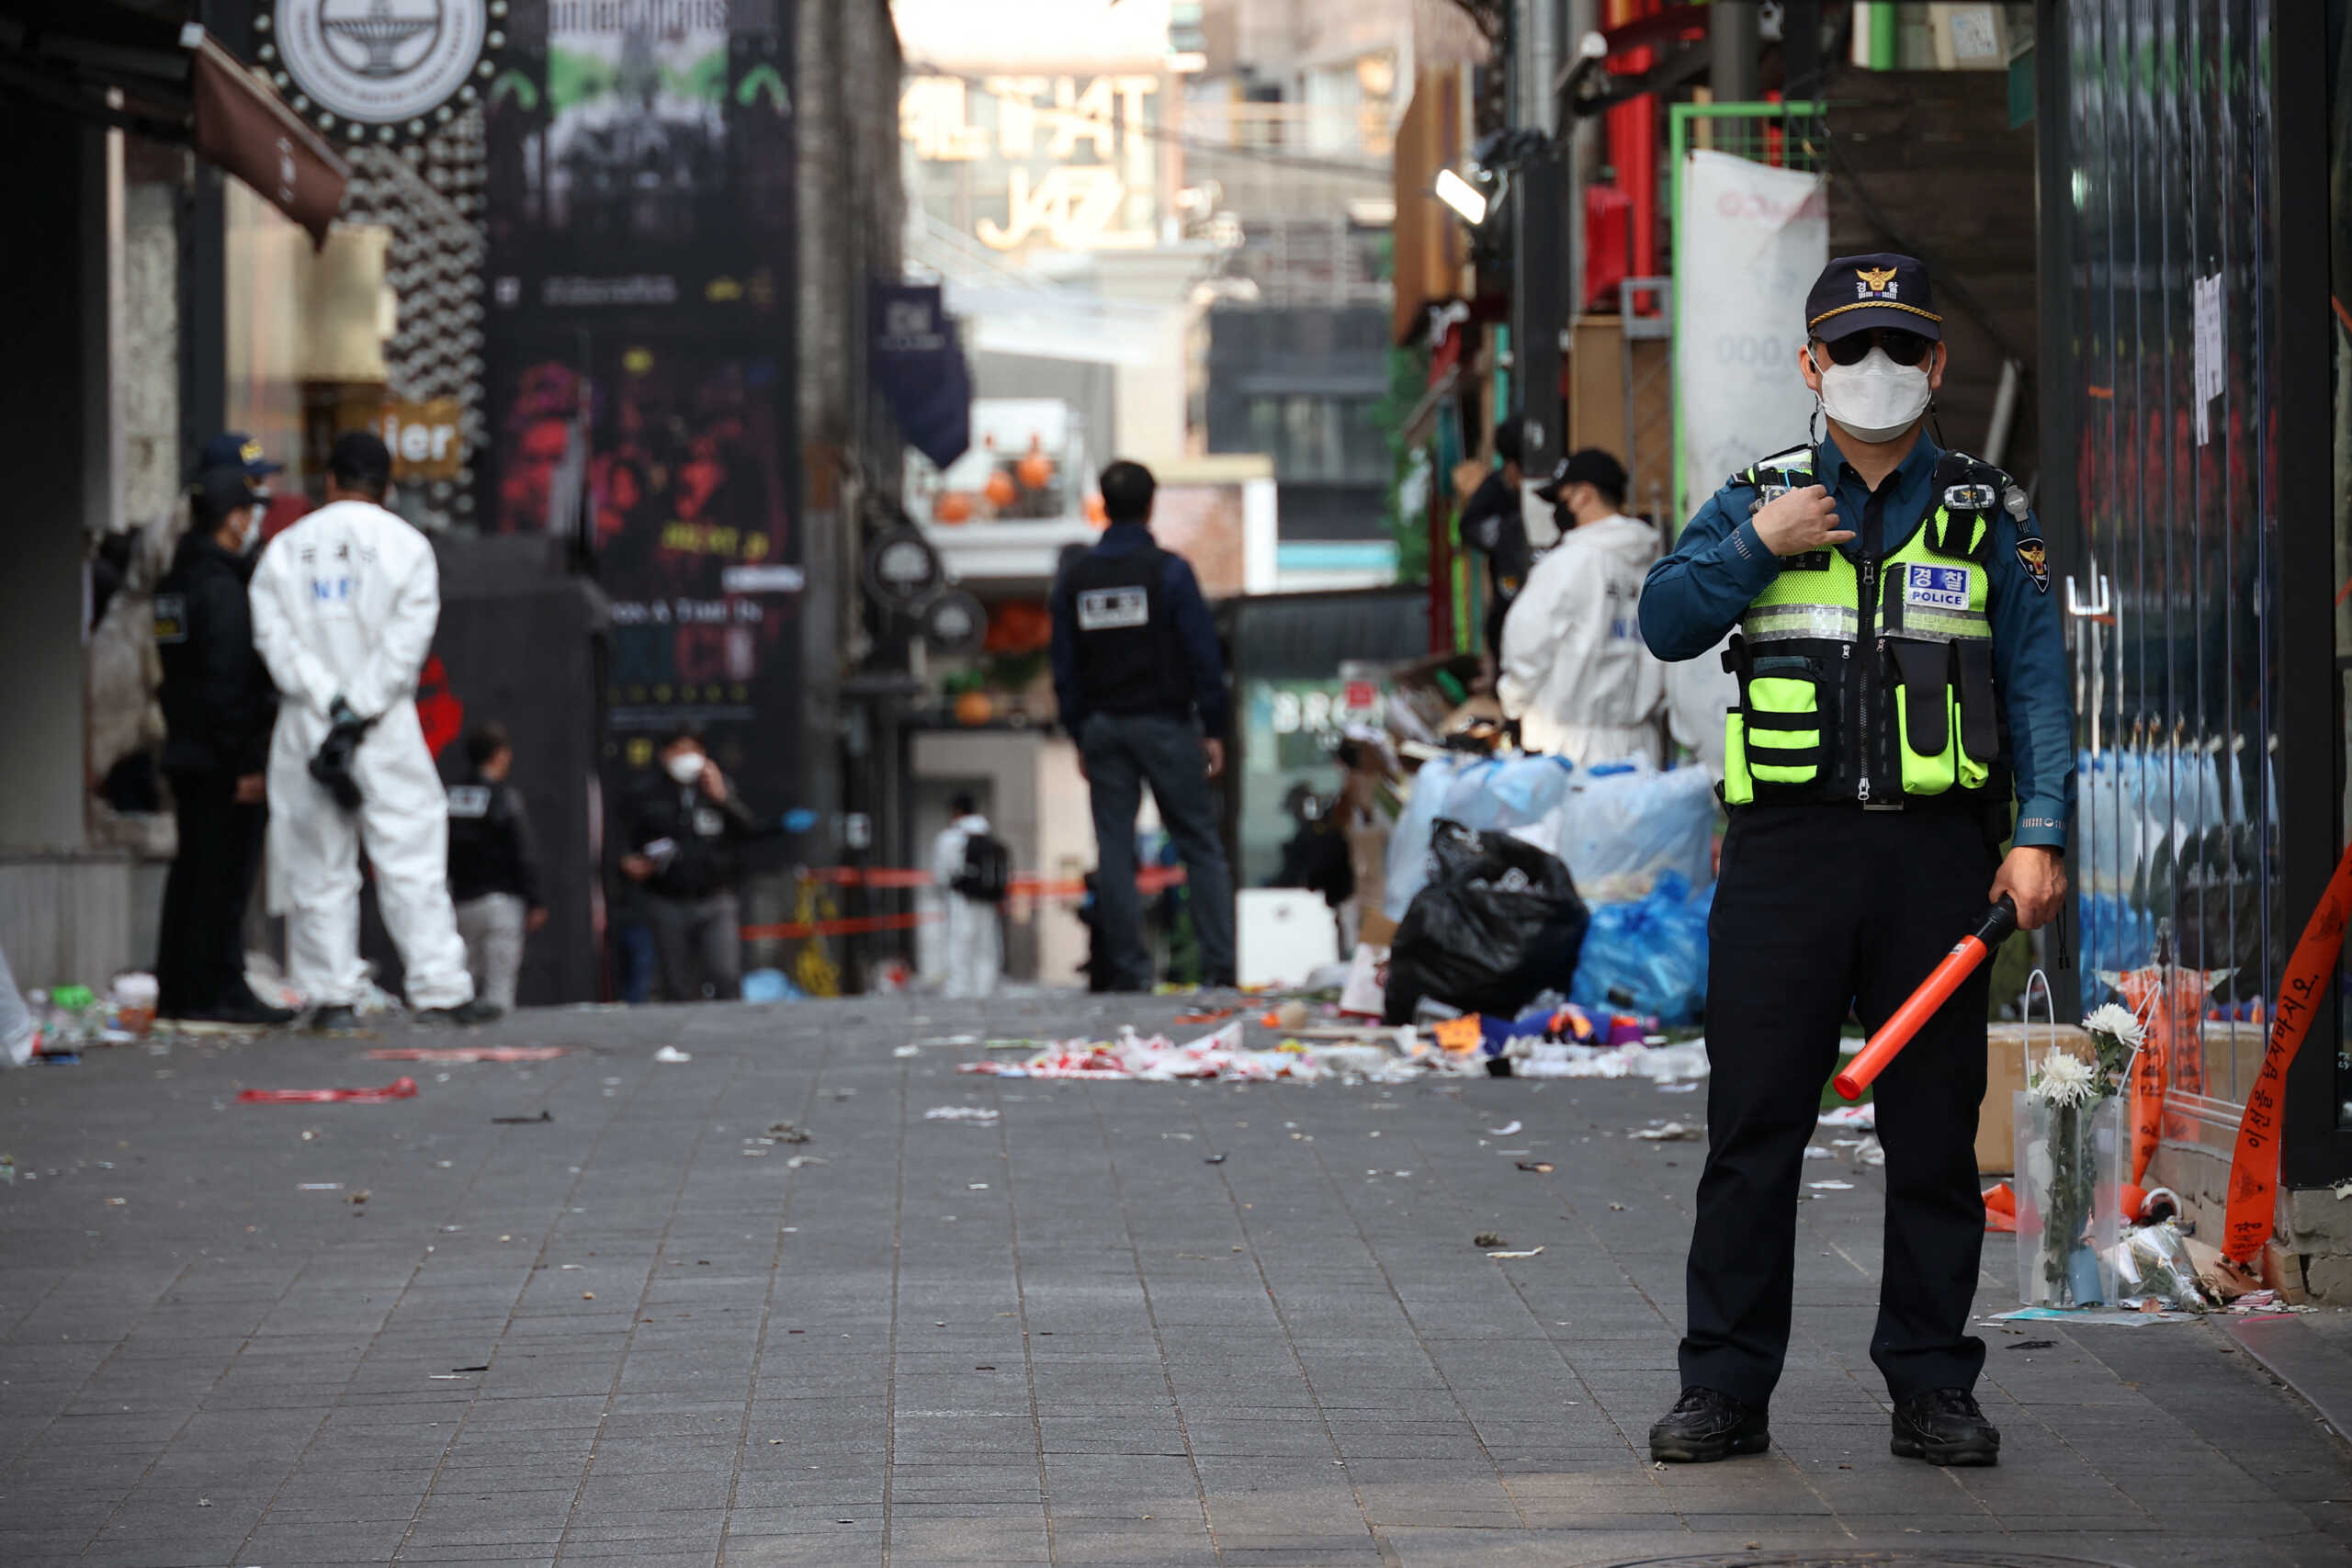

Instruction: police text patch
[153,593,187,644]
[1075,587,1149,631]
[446,784,492,818]
[1903,564,1971,611]
[2014,537,2050,593]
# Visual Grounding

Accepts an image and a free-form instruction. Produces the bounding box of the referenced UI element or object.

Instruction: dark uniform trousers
[1680,803,1996,1406]
[155,768,266,1017]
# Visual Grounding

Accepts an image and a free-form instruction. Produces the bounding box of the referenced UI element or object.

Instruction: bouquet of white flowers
[2017,999,2141,1306]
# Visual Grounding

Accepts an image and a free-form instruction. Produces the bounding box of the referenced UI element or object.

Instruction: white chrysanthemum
[2082,1002,2144,1048]
[2032,1048,2099,1107]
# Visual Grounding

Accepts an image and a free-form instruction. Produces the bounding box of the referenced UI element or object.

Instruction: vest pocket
[1736,656,1826,793]
[1890,637,1988,795]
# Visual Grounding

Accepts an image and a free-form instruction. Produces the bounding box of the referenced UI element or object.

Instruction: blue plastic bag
[1555,764,1716,903]
[1567,871,1714,1025]
[1384,756,1464,920]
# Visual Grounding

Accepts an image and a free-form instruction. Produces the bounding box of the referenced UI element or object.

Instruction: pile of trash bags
[1383,757,1717,1023]
[1569,871,1713,1026]
[1383,820,1588,1025]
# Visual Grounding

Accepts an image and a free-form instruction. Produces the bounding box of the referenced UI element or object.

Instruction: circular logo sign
[258,0,506,143]
[922,590,989,656]
[862,525,944,608]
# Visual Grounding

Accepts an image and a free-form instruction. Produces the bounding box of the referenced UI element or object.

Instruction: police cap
[1805,252,1942,343]
[194,431,283,480]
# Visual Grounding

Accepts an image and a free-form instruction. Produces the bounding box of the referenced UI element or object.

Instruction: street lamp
[1433,167,1487,226]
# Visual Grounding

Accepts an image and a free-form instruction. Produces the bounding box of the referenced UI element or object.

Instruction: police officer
[619,728,768,1002]
[1049,459,1237,990]
[1639,254,2072,1468]
[153,463,295,1025]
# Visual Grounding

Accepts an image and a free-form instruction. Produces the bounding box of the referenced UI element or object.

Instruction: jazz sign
[899,73,1160,252]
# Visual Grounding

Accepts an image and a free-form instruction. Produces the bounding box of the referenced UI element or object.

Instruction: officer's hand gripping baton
[1831,896,2018,1102]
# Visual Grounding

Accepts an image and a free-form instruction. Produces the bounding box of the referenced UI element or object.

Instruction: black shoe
[1891,1387,2001,1466]
[1648,1385,1770,1462]
[198,992,299,1028]
[307,1004,360,1034]
[418,998,503,1027]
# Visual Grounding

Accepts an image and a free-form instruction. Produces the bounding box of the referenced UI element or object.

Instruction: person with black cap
[618,727,768,1002]
[1637,253,2073,1470]
[248,431,492,1030]
[1496,446,1664,765]
[153,464,294,1025]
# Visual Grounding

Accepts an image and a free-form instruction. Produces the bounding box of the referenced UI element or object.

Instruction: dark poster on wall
[481,0,800,825]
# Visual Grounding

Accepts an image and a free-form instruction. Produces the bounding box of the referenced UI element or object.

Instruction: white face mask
[665,751,707,785]
[1813,345,1933,444]
[236,508,264,554]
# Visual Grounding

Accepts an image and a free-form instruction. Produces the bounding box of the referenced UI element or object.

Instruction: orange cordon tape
[741,910,936,942]
[801,865,1189,897]
[2222,840,2352,1264]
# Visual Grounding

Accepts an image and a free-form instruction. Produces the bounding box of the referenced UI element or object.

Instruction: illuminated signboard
[899,73,1162,252]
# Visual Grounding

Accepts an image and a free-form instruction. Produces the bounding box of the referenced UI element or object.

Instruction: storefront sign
[921,589,988,655]
[899,73,1159,252]
[258,0,504,143]
[380,397,465,479]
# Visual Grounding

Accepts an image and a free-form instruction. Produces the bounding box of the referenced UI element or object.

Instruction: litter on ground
[924,1106,999,1122]
[652,1045,691,1064]
[1629,1122,1700,1141]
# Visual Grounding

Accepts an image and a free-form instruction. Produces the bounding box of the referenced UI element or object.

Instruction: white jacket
[249,499,442,737]
[1497,513,1666,766]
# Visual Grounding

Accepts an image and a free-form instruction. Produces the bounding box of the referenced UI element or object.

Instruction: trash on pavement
[1487,1247,1545,1259]
[1383,821,1589,1025]
[741,968,806,1003]
[1629,1122,1700,1141]
[1516,1161,1554,1173]
[1817,1103,1876,1130]
[1487,1120,1522,1137]
[2108,1220,2211,1312]
[1473,1231,1507,1247]
[1804,1146,1835,1161]
[924,1106,999,1122]
[785,1155,825,1169]
[1808,1179,1854,1190]
[1521,1041,1709,1082]
[370,1046,567,1062]
[1989,1305,2199,1326]
[491,1111,553,1125]
[237,1077,419,1104]
[652,1045,691,1064]
[2004,1339,2059,1350]
[892,1044,922,1057]
[768,1122,812,1144]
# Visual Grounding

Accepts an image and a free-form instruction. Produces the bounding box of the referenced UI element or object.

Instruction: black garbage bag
[1384,818,1589,1025]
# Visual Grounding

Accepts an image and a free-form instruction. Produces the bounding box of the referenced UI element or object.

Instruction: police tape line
[799,865,1190,897]
[741,911,936,942]
[2222,839,2352,1264]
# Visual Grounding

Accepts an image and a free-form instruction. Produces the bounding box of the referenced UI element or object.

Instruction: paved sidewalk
[1,993,2346,1568]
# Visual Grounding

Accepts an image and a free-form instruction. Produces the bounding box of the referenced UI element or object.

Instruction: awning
[0,2,347,245]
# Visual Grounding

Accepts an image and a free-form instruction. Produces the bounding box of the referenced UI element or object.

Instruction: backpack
[952,831,1012,904]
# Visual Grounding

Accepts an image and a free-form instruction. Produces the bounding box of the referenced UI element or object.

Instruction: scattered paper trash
[892,1044,922,1058]
[238,1077,418,1104]
[369,1046,567,1063]
[785,1155,826,1169]
[1487,1247,1545,1259]
[491,1111,553,1125]
[924,1106,998,1122]
[1817,1103,1876,1130]
[1629,1122,1699,1142]
[1808,1180,1855,1190]
[1521,1041,1709,1082]
[1803,1146,1835,1161]
[1515,1161,1555,1173]
[768,1122,812,1144]
[1473,1231,1507,1247]
[652,1045,691,1064]
[1487,1120,1523,1137]
[1990,1306,2199,1326]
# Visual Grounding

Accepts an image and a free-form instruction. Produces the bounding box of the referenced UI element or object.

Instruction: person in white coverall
[930,793,1003,999]
[1498,448,1667,767]
[248,432,492,1031]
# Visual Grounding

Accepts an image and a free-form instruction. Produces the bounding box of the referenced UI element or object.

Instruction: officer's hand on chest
[1751,486,1854,557]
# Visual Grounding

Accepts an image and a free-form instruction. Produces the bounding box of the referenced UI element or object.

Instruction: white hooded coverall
[248,500,476,1010]
[1497,513,1668,767]
[931,812,1003,999]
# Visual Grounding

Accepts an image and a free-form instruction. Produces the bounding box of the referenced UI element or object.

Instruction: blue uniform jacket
[1049,522,1232,739]
[1639,432,2074,851]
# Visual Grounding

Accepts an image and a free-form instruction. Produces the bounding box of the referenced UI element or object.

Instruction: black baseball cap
[1534,447,1629,503]
[327,430,394,491]
[195,431,283,479]
[1804,252,1943,343]
[189,466,259,525]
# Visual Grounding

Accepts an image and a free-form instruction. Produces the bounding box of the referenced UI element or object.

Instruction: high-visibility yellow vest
[1721,446,2008,809]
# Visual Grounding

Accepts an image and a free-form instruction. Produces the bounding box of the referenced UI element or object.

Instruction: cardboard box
[1977,1023,2095,1175]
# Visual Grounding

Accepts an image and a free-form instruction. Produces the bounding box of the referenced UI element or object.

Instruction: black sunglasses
[1815,328,1934,368]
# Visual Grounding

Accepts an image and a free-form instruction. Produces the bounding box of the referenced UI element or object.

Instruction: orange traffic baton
[1832,896,2018,1101]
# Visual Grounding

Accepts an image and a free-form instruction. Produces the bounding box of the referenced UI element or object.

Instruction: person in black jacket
[1458,416,1532,663]
[619,728,766,1001]
[153,466,295,1024]
[447,723,546,1017]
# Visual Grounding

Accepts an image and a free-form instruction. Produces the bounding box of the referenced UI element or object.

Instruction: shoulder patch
[2014,536,2050,593]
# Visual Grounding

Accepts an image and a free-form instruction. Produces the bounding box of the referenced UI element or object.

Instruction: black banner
[482,0,800,825]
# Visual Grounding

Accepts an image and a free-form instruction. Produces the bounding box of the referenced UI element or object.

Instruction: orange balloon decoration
[933,491,973,524]
[953,690,994,726]
[1016,450,1055,491]
[983,469,1017,509]
[1083,493,1108,526]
